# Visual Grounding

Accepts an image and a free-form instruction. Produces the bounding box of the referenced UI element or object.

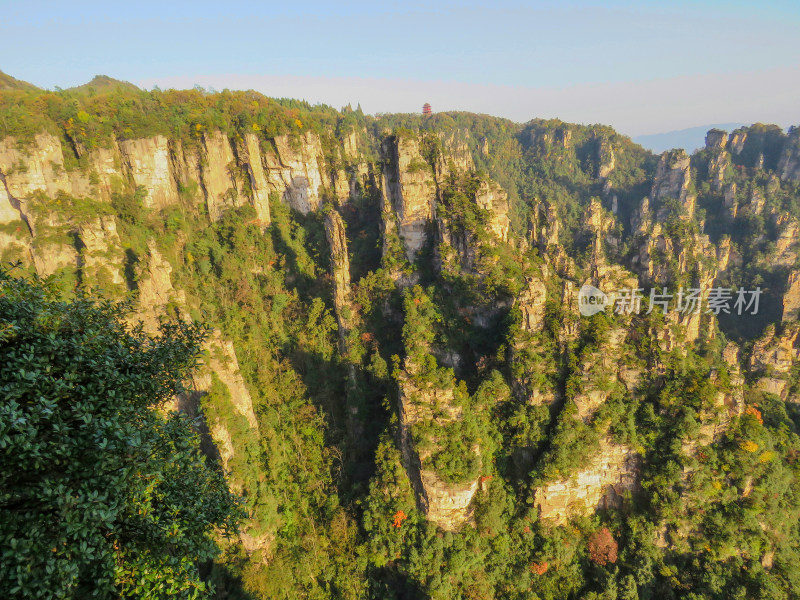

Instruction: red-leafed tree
[588,527,618,566]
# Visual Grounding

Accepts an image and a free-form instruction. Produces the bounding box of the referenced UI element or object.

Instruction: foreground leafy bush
[0,270,241,599]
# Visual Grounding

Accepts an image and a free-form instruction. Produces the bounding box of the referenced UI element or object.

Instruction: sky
[1,0,799,136]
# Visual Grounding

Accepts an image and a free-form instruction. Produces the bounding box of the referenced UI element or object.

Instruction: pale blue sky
[2,0,799,135]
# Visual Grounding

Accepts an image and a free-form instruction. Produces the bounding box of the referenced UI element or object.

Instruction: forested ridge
[2,76,800,599]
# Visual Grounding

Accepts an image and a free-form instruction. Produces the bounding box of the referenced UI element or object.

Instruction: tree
[588,527,618,567]
[0,269,241,599]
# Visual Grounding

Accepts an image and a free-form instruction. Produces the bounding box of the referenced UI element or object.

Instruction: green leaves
[0,270,240,599]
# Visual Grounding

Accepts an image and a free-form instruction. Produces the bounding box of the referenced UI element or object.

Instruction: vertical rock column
[397,359,480,531]
[324,208,364,437]
[381,134,437,263]
[236,133,272,225]
[324,209,352,349]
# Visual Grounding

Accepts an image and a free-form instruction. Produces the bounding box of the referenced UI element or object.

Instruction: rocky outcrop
[474,179,510,241]
[537,201,560,249]
[730,129,747,154]
[265,133,327,214]
[534,437,640,525]
[119,136,179,209]
[509,269,557,406]
[748,323,800,399]
[76,215,126,288]
[436,175,512,279]
[783,271,800,323]
[633,216,720,352]
[235,133,272,224]
[574,326,631,419]
[584,198,619,277]
[597,138,615,179]
[397,362,480,531]
[0,129,334,228]
[194,330,259,432]
[705,130,731,191]
[773,218,799,266]
[0,133,71,201]
[778,126,800,182]
[432,130,475,183]
[517,275,547,333]
[135,240,186,332]
[324,209,352,345]
[198,131,239,220]
[705,129,728,150]
[381,134,437,261]
[681,364,744,462]
[31,238,77,277]
[0,173,22,225]
[531,201,575,277]
[651,149,695,217]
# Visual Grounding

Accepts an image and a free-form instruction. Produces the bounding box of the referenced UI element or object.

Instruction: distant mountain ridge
[66,75,140,94]
[0,70,140,94]
[633,123,748,153]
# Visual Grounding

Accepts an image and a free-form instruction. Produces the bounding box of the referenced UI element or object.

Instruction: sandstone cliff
[534,437,640,526]
[396,357,480,531]
[380,134,437,262]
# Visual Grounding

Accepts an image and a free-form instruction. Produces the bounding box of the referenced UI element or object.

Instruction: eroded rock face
[748,323,800,399]
[324,209,352,344]
[417,469,479,531]
[237,133,272,224]
[584,198,618,275]
[631,197,651,236]
[77,215,126,287]
[31,239,77,277]
[597,138,616,179]
[731,130,748,155]
[194,330,259,432]
[135,240,186,332]
[397,360,480,531]
[433,129,475,183]
[534,437,640,525]
[119,136,179,209]
[705,129,729,150]
[652,149,695,217]
[382,135,437,261]
[200,131,239,220]
[778,126,800,182]
[774,218,800,267]
[0,174,23,224]
[517,276,547,332]
[474,179,510,241]
[707,145,731,191]
[0,128,336,232]
[266,133,327,214]
[80,146,120,203]
[0,133,70,200]
[784,271,800,323]
[682,368,744,461]
[538,202,560,248]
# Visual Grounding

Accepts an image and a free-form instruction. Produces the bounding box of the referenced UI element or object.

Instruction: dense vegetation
[0,269,240,599]
[2,79,800,599]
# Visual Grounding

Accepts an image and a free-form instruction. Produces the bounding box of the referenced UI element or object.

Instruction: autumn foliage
[529,561,549,575]
[392,510,408,528]
[745,406,764,425]
[588,527,618,566]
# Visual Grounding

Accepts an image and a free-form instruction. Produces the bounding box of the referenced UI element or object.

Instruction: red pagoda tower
[422,103,432,115]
